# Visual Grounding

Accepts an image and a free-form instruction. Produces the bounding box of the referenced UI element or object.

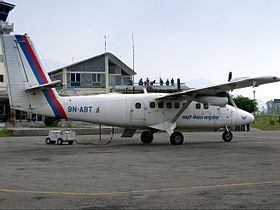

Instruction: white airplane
[2,34,280,145]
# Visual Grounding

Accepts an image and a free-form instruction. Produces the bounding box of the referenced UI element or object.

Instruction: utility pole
[253,89,256,122]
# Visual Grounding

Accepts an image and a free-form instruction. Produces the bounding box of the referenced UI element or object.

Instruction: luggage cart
[45,130,76,145]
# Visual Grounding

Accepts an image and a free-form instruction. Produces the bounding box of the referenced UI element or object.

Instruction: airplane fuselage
[51,93,253,129]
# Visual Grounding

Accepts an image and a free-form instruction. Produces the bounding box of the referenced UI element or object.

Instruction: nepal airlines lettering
[15,35,67,119]
[182,114,220,121]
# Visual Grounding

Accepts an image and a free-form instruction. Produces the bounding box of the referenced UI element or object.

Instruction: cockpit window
[203,104,209,109]
[195,103,201,109]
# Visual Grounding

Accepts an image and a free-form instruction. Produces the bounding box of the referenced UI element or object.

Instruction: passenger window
[195,103,201,109]
[203,104,209,109]
[135,102,141,109]
[158,102,164,109]
[167,102,172,109]
[150,102,155,108]
[174,102,180,109]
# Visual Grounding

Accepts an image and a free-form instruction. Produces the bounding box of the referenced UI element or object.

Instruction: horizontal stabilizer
[25,80,61,91]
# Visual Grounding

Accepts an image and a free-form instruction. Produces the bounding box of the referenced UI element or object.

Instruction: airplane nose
[248,113,255,124]
[238,109,255,124]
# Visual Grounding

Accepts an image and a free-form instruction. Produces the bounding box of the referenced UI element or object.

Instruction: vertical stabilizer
[2,34,67,118]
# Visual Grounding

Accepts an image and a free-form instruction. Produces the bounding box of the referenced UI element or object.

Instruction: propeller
[228,71,232,82]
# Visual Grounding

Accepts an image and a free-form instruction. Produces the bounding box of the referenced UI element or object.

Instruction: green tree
[232,95,257,113]
[266,100,276,114]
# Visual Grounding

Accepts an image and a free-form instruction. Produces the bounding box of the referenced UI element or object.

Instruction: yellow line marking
[1,180,280,197]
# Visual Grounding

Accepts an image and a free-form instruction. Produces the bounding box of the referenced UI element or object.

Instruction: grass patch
[252,123,280,130]
[0,129,13,137]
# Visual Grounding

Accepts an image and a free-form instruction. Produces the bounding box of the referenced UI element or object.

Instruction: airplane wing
[156,76,280,99]
[149,76,280,133]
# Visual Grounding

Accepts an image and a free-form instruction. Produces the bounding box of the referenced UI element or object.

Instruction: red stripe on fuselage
[47,88,67,119]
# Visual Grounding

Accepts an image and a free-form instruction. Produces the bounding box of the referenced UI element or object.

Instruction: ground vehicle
[45,130,76,145]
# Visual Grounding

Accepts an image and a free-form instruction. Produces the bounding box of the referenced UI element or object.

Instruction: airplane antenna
[104,35,107,53]
[132,33,135,84]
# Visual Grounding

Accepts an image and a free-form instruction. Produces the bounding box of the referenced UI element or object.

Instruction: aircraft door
[130,100,146,123]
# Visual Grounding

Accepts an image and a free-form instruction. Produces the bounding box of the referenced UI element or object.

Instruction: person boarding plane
[2,34,280,145]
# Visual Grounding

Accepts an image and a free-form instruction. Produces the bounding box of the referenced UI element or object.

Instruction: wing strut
[149,96,194,135]
[171,96,194,122]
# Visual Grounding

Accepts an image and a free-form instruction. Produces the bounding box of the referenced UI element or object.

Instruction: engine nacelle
[195,96,228,106]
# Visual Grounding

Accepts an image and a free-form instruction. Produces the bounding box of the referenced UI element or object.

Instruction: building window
[70,73,81,87]
[16,110,27,121]
[0,74,3,82]
[109,75,122,86]
[0,105,5,115]
[92,73,102,87]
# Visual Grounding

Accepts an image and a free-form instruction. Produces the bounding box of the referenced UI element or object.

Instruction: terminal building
[0,1,14,122]
[48,53,136,95]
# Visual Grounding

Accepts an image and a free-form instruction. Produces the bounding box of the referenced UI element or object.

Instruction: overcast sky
[7,0,280,102]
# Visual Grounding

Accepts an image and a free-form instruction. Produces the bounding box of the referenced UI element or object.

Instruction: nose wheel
[222,130,233,142]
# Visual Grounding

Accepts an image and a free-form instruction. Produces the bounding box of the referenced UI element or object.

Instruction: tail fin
[2,34,67,119]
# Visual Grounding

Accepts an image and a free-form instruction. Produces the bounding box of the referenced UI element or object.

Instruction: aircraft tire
[68,140,74,145]
[222,130,233,142]
[57,138,63,145]
[170,132,184,145]
[140,131,154,144]
[45,138,51,145]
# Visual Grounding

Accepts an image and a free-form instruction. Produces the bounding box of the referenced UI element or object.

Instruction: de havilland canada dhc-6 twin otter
[2,34,280,145]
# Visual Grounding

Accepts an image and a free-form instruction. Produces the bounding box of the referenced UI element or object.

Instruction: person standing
[166,79,169,86]
[139,78,143,86]
[160,78,163,86]
[171,78,174,86]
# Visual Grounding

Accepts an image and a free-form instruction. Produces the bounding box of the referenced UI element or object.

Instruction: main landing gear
[140,131,154,144]
[140,130,232,145]
[140,130,184,145]
[170,132,184,145]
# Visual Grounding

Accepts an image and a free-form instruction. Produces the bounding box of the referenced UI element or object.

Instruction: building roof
[49,52,136,76]
[0,1,15,22]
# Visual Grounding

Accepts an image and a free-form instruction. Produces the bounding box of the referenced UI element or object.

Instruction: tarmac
[0,130,280,209]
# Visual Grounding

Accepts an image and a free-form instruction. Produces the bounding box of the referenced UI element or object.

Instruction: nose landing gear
[222,129,233,142]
